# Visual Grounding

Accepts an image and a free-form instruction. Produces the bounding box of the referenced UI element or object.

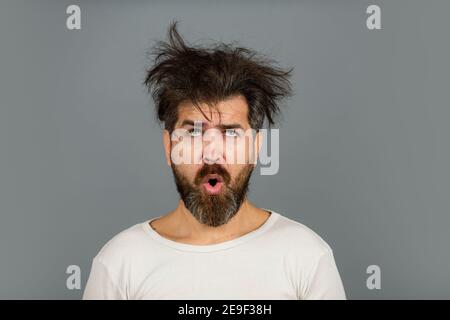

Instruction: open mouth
[201,174,224,195]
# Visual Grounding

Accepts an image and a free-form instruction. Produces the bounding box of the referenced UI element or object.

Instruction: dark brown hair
[143,21,293,132]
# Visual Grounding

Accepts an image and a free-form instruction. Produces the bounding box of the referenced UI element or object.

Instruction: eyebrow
[180,120,244,130]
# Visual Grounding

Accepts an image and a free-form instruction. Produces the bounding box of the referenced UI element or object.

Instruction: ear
[163,129,172,167]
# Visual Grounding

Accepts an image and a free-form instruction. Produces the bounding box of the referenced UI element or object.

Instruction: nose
[203,144,222,164]
[204,155,221,165]
[202,129,224,164]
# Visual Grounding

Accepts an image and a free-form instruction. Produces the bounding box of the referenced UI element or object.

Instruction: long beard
[171,164,254,227]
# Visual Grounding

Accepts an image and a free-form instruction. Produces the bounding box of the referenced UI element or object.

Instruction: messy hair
[143,21,293,132]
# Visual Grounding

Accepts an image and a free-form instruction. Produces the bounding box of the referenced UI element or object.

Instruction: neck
[171,199,269,245]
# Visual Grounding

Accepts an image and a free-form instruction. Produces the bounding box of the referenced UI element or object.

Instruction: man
[83,22,346,300]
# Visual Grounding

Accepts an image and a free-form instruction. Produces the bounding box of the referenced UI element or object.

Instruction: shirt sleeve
[301,249,347,300]
[82,257,126,300]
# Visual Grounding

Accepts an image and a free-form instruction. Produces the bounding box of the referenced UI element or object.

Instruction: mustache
[194,164,231,186]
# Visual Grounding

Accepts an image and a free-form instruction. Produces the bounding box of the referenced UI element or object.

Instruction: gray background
[0,0,449,299]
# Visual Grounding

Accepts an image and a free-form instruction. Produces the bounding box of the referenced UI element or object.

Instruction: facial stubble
[171,163,254,227]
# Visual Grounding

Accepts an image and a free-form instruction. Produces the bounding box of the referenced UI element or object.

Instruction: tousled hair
[143,21,293,132]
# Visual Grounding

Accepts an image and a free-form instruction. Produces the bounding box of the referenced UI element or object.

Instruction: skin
[150,94,271,245]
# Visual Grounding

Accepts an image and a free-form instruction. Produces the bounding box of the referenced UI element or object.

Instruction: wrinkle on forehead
[176,95,249,127]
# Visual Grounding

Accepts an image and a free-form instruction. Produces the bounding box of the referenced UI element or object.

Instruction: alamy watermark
[170,121,280,175]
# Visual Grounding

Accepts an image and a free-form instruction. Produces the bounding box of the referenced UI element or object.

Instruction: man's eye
[225,129,238,137]
[188,128,202,137]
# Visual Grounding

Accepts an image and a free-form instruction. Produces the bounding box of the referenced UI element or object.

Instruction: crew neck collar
[141,210,280,252]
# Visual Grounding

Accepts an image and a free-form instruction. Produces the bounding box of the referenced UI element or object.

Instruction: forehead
[176,95,249,126]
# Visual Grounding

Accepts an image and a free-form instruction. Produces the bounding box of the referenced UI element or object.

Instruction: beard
[171,163,254,227]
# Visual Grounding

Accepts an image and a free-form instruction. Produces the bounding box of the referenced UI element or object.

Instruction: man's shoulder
[270,210,333,258]
[92,220,152,265]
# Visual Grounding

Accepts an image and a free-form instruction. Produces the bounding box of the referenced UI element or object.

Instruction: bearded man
[83,22,346,300]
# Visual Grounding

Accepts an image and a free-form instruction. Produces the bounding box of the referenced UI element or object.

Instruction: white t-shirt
[83,210,346,300]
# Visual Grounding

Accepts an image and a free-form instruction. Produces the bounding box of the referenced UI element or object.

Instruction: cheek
[170,137,203,165]
[175,164,201,181]
[224,137,255,165]
[227,164,248,182]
